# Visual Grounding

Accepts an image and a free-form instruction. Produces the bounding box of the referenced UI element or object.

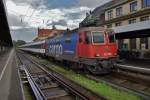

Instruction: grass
[50,66,141,100]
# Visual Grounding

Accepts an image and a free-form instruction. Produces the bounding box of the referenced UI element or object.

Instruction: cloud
[7,0,111,42]
[11,0,45,8]
[11,27,37,42]
[51,20,67,26]
[78,0,111,8]
[11,0,77,9]
[44,0,78,9]
[7,0,95,30]
[8,13,28,27]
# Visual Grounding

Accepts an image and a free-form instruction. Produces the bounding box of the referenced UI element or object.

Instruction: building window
[116,7,123,17]
[107,24,112,28]
[130,1,137,12]
[140,16,149,21]
[129,19,136,24]
[130,38,136,49]
[142,0,150,8]
[140,38,148,49]
[115,22,122,27]
[107,10,113,20]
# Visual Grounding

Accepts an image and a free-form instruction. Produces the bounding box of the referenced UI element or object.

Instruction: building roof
[0,0,12,46]
[80,0,113,27]
[91,1,113,17]
[105,0,131,11]
[37,28,65,40]
[80,0,137,27]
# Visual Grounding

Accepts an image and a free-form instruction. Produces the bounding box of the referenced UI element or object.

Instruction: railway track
[17,52,104,100]
[18,51,150,99]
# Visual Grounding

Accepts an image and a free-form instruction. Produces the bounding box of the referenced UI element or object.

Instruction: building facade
[104,0,150,52]
[80,0,150,58]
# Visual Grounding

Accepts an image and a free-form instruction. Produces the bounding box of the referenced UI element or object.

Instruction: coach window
[92,32,104,43]
[85,32,91,44]
[65,38,71,44]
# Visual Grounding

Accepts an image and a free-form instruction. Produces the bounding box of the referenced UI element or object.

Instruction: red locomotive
[76,27,117,74]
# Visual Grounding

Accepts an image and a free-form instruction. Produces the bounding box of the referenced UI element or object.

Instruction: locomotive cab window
[92,32,104,43]
[79,33,83,43]
[85,32,92,44]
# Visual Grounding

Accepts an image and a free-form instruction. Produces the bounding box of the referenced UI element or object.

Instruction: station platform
[0,49,23,100]
[121,59,150,69]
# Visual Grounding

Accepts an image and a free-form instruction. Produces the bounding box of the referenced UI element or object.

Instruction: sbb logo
[48,44,63,55]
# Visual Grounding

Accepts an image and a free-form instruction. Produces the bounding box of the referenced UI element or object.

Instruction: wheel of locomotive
[77,64,82,74]
[70,62,78,70]
[87,65,102,75]
[82,64,90,74]
[87,61,112,75]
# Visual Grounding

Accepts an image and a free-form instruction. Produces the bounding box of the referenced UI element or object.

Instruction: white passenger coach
[19,40,45,54]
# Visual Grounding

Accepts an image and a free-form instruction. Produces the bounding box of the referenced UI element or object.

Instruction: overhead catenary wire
[27,0,43,22]
[7,9,41,23]
[22,5,31,22]
[8,0,51,29]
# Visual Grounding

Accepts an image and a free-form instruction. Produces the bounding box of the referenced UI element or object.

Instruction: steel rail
[18,52,105,100]
[17,52,106,100]
[24,67,46,100]
[25,52,150,99]
[18,51,150,100]
[17,55,46,100]
[24,54,105,100]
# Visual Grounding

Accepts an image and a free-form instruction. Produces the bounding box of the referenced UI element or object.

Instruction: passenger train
[20,27,118,74]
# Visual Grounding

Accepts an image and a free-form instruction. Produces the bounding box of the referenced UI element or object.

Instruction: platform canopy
[0,0,13,46]
[114,20,150,39]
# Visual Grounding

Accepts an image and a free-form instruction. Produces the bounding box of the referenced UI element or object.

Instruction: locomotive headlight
[95,53,100,57]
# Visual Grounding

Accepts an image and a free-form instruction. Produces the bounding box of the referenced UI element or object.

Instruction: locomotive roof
[78,27,113,32]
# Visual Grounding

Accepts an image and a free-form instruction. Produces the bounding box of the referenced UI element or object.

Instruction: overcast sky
[6,0,111,42]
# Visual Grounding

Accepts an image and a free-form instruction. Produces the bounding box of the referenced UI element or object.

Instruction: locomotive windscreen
[92,32,104,43]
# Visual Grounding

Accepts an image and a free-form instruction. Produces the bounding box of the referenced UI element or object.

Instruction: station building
[80,0,150,58]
